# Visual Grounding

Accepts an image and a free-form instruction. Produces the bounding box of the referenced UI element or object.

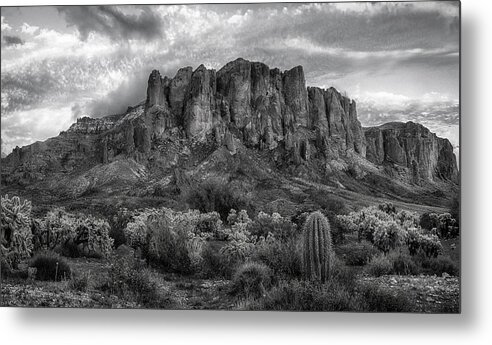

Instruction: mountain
[0,58,458,212]
[364,122,458,184]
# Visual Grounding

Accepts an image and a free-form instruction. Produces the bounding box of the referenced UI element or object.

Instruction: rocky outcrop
[364,122,458,183]
[143,58,366,160]
[67,114,122,135]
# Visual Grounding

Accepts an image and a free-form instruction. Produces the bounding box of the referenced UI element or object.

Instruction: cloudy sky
[1,1,459,158]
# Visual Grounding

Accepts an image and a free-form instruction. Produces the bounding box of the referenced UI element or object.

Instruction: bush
[365,254,393,277]
[419,212,439,231]
[33,208,114,258]
[420,256,459,277]
[146,213,195,273]
[378,202,396,214]
[337,205,420,253]
[310,191,348,215]
[359,285,412,312]
[108,253,174,308]
[126,268,165,307]
[406,227,443,258]
[231,261,273,298]
[1,194,33,269]
[109,208,133,248]
[200,242,234,278]
[247,211,298,240]
[327,213,351,245]
[70,272,91,292]
[437,213,459,239]
[372,220,406,254]
[185,180,250,221]
[246,279,362,311]
[387,251,420,275]
[219,227,254,269]
[251,235,303,278]
[336,241,378,266]
[330,256,358,290]
[124,208,208,274]
[30,251,71,281]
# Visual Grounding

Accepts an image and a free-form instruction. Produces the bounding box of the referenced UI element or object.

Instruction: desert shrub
[406,227,443,258]
[33,208,113,258]
[387,251,420,275]
[247,211,298,240]
[419,256,459,277]
[126,268,163,307]
[194,211,222,237]
[70,272,91,292]
[310,191,348,215]
[108,252,173,308]
[419,212,458,239]
[219,224,254,268]
[251,234,302,278]
[336,241,379,266]
[123,208,159,249]
[337,206,393,243]
[327,213,351,245]
[108,208,133,247]
[419,212,440,231]
[437,213,459,239]
[359,285,412,312]
[337,204,420,254]
[231,261,273,298]
[227,209,251,226]
[146,213,195,273]
[330,256,358,290]
[247,279,362,311]
[200,242,234,278]
[30,251,71,281]
[365,254,393,277]
[186,180,250,221]
[1,194,34,269]
[372,220,406,254]
[123,208,210,274]
[378,202,396,214]
[418,233,443,258]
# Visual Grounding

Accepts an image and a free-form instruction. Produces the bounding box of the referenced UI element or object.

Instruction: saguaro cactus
[303,211,333,283]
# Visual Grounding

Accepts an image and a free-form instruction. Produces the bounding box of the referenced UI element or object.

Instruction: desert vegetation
[1,192,459,312]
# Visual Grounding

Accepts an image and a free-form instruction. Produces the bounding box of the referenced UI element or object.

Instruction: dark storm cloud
[57,6,163,41]
[2,35,25,46]
[230,2,459,54]
[85,69,149,117]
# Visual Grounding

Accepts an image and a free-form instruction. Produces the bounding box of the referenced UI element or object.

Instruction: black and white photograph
[1,1,461,313]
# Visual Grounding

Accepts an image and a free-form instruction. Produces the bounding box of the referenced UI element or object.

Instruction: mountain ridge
[1,58,458,209]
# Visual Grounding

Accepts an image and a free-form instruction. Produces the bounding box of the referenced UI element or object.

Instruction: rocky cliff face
[142,58,366,162]
[364,122,458,184]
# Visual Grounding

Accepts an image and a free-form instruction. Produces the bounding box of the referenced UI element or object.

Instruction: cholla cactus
[302,211,333,283]
[1,194,33,269]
